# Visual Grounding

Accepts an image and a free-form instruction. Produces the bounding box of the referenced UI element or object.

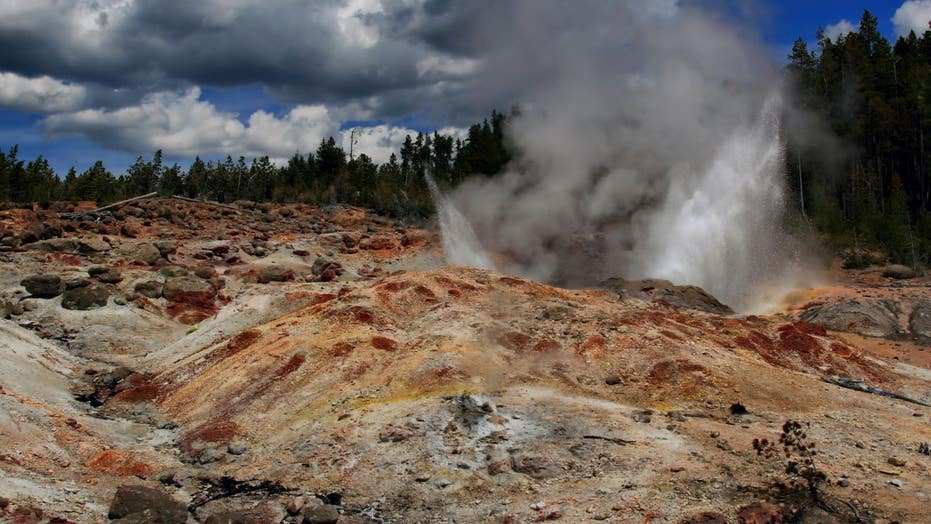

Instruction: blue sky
[0,1,923,176]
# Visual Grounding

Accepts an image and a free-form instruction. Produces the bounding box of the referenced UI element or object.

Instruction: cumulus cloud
[0,0,490,122]
[0,72,86,113]
[893,0,931,37]
[42,87,418,163]
[823,19,855,41]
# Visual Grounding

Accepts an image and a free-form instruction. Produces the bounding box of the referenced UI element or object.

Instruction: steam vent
[1,2,931,523]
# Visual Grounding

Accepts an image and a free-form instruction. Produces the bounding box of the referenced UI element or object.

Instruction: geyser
[425,174,495,270]
[443,1,802,311]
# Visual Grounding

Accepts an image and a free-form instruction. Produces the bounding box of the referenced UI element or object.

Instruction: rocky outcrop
[601,277,734,315]
[910,300,931,339]
[61,283,110,310]
[801,299,900,338]
[21,275,64,298]
[108,485,188,523]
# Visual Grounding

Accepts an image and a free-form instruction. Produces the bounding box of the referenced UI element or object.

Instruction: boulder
[601,277,734,315]
[25,237,79,252]
[119,243,162,265]
[107,485,188,523]
[134,281,164,299]
[159,265,189,277]
[801,299,900,338]
[89,267,123,284]
[61,283,109,310]
[153,240,179,257]
[77,236,111,253]
[882,264,917,280]
[21,275,64,298]
[257,265,293,284]
[163,277,217,307]
[910,300,931,339]
[301,504,340,524]
[194,266,218,279]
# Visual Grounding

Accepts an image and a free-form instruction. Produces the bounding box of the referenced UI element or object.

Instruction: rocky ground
[0,198,929,524]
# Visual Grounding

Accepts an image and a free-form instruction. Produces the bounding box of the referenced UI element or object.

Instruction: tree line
[787,10,931,266]
[0,110,510,218]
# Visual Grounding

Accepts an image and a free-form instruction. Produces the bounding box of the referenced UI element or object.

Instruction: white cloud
[42,86,424,164]
[893,0,931,37]
[823,19,855,42]
[0,72,87,113]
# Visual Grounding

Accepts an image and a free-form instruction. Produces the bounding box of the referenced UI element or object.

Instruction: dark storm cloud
[0,0,490,118]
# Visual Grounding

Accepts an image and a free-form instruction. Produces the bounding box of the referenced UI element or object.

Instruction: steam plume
[445,1,802,310]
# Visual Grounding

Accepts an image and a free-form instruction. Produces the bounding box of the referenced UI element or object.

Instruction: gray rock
[134,281,164,299]
[801,299,900,338]
[601,277,733,315]
[119,242,162,265]
[882,264,917,280]
[108,485,188,523]
[909,300,931,339]
[21,275,64,298]
[510,454,561,479]
[61,283,109,310]
[25,237,79,252]
[77,236,110,253]
[257,264,292,283]
[153,240,178,257]
[302,504,340,524]
[159,265,189,277]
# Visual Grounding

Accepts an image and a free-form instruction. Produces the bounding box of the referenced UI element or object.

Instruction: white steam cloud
[445,1,799,311]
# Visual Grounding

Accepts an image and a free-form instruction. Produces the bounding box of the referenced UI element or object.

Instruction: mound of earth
[601,277,735,315]
[0,199,929,523]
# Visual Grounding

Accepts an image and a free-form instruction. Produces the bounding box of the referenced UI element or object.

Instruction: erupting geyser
[441,1,806,311]
[425,174,495,270]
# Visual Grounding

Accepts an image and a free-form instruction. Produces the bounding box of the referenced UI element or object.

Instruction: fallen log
[171,194,241,212]
[61,191,158,218]
[822,376,931,407]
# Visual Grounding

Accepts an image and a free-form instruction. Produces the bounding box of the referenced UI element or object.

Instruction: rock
[62,284,109,310]
[107,485,188,523]
[887,457,907,467]
[21,275,64,298]
[119,243,162,265]
[197,447,225,464]
[195,266,218,279]
[909,300,931,339]
[227,441,247,455]
[882,264,917,279]
[77,236,111,253]
[634,410,653,423]
[163,277,217,306]
[134,281,164,299]
[600,277,734,315]
[301,504,340,524]
[604,375,622,386]
[735,501,782,524]
[286,496,306,515]
[153,240,178,257]
[25,237,79,252]
[801,299,900,338]
[257,265,293,284]
[359,236,396,250]
[510,455,561,479]
[159,265,189,277]
[64,277,91,290]
[90,267,123,283]
[378,426,413,442]
[121,224,141,238]
[312,257,333,274]
[679,512,728,524]
[889,479,903,488]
